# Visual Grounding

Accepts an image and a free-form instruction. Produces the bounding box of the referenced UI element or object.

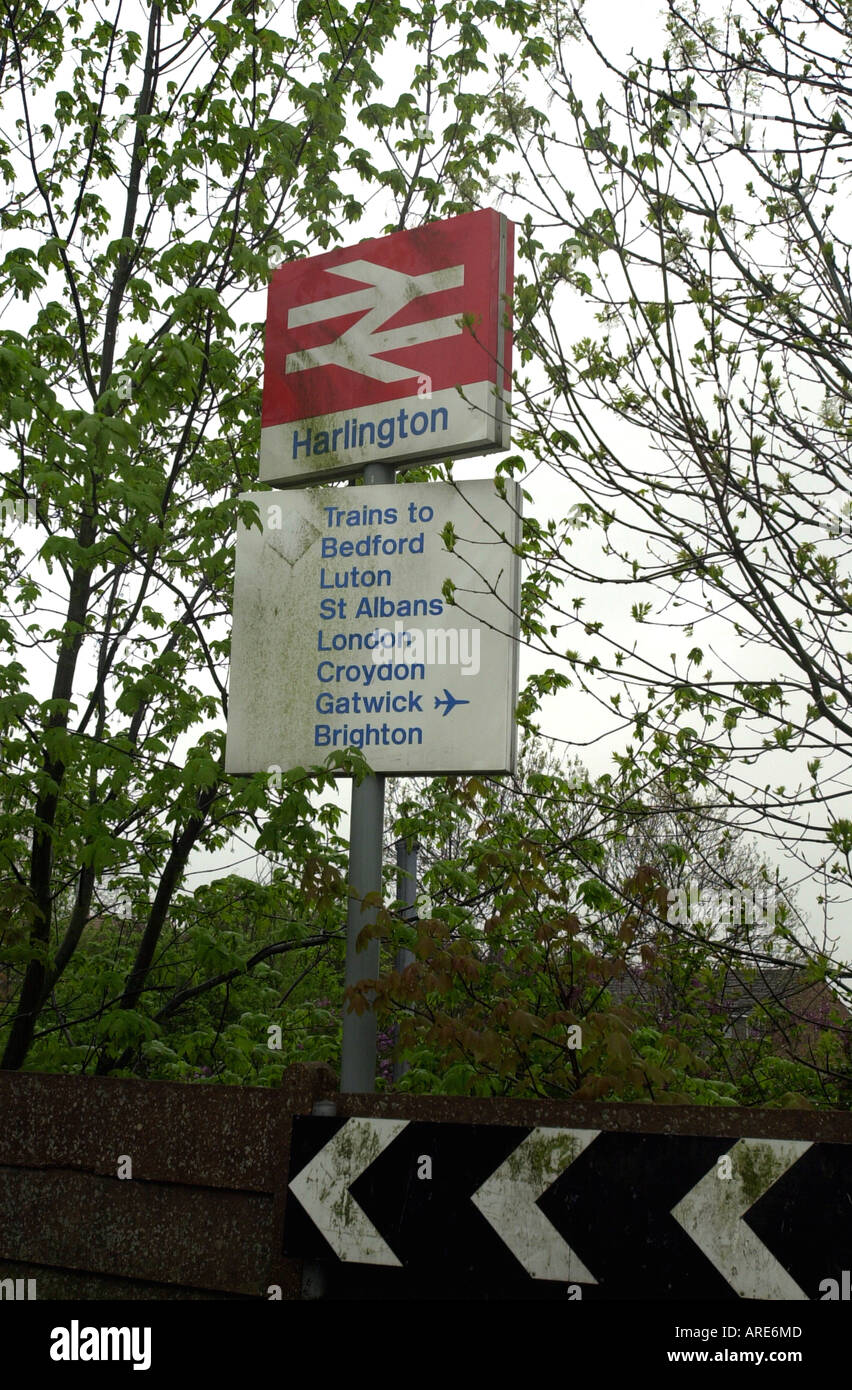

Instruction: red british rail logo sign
[259,208,513,485]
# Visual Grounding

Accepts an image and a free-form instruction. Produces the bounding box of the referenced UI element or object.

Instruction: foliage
[0,0,551,1072]
[18,871,346,1081]
[493,0,852,920]
[356,742,852,1105]
[2,0,850,1111]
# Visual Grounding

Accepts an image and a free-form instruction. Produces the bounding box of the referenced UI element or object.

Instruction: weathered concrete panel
[0,1168,275,1294]
[0,1071,288,1189]
[333,1090,852,1142]
[0,1259,246,1300]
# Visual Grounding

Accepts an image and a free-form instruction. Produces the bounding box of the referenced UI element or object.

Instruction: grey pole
[340,459,395,1094]
[393,836,418,1083]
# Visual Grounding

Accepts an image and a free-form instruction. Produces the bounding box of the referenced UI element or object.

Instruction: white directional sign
[224,480,521,777]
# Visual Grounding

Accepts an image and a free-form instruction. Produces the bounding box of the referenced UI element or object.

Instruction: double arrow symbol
[288,1118,812,1297]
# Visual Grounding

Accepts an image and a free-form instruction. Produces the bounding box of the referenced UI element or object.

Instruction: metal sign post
[227,470,520,1089]
[340,459,393,1093]
[340,769,384,1092]
[392,836,418,1084]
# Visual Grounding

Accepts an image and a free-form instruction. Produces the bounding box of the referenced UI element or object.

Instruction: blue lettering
[292,428,312,458]
[314,723,423,747]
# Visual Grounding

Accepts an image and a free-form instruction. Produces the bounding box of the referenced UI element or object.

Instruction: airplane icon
[434,688,470,717]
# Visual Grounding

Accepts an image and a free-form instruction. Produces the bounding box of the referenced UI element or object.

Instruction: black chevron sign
[283,1116,852,1300]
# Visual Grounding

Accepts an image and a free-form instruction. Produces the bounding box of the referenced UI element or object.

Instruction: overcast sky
[3,0,848,960]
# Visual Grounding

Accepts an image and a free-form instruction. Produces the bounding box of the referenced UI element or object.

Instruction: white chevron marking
[671,1137,812,1299]
[290,1117,408,1266]
[471,1127,599,1283]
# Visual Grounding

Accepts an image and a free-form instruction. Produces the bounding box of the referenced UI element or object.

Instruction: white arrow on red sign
[285,259,465,383]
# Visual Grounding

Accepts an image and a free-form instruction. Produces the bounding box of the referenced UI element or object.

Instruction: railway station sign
[259,208,513,485]
[224,479,521,777]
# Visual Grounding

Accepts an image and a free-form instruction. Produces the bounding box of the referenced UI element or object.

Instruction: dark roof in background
[605,962,842,1021]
